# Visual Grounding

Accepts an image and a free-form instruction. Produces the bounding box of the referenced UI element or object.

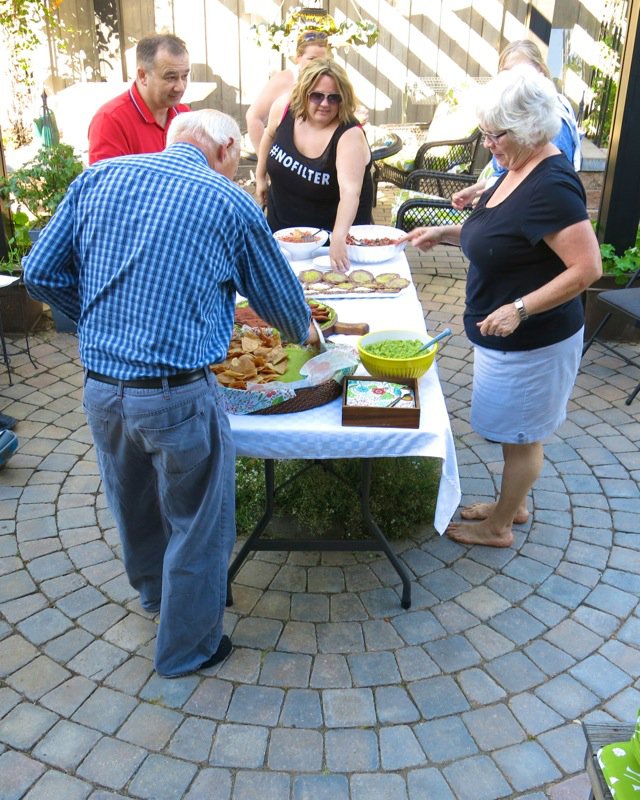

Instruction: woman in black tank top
[256,58,373,272]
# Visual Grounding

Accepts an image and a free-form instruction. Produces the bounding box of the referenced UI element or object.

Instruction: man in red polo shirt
[88,33,191,164]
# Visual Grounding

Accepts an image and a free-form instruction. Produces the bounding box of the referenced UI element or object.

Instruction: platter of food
[235,299,338,332]
[296,267,410,299]
[211,317,360,415]
[211,327,314,390]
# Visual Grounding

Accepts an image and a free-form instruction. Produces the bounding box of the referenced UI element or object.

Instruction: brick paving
[0,188,639,797]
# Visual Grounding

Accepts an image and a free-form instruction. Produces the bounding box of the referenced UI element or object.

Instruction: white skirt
[470,328,583,444]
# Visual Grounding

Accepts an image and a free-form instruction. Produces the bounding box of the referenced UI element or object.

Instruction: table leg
[17,282,36,368]
[226,458,276,606]
[360,459,412,608]
[0,311,12,385]
[227,458,412,609]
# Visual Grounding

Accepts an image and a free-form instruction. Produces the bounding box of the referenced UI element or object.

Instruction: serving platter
[297,268,410,300]
[235,299,338,332]
[301,287,409,300]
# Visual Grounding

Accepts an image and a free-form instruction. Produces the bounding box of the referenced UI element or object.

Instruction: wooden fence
[48,0,602,131]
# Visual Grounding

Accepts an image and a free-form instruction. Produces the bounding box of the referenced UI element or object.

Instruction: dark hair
[136,33,189,69]
[289,59,356,125]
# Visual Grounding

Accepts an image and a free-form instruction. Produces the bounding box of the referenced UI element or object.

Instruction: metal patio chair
[394,169,476,232]
[373,128,484,206]
[582,266,640,405]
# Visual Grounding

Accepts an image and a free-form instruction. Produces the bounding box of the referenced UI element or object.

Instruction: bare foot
[461,501,529,525]
[446,518,514,548]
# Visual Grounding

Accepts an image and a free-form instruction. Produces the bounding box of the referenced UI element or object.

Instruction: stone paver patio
[0,194,639,798]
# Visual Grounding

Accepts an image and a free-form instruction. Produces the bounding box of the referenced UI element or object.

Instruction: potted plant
[0,211,47,331]
[0,142,83,231]
[583,227,640,341]
[0,142,83,332]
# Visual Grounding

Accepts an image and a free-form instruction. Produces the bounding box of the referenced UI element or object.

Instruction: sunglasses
[308,91,342,106]
[479,127,509,144]
[301,30,328,41]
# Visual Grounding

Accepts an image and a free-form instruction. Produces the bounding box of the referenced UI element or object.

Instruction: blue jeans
[83,371,235,677]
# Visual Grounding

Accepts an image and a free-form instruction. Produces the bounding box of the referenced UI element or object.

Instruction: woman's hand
[452,183,481,210]
[332,127,370,273]
[329,238,350,273]
[255,95,286,211]
[399,226,445,252]
[255,176,269,208]
[477,303,521,338]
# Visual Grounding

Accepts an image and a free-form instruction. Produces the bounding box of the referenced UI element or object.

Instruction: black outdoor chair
[373,128,485,206]
[582,266,640,405]
[395,170,476,232]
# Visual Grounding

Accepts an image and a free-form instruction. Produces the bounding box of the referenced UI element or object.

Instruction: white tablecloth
[229,251,461,534]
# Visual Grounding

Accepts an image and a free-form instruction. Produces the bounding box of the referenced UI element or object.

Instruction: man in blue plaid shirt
[24,109,317,677]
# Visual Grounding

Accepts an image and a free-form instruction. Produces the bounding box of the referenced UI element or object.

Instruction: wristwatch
[514,297,529,322]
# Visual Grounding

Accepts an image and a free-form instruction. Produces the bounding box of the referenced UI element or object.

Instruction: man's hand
[306,320,320,347]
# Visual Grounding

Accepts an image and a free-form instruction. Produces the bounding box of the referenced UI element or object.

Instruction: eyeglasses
[301,30,328,42]
[308,91,342,106]
[479,127,509,144]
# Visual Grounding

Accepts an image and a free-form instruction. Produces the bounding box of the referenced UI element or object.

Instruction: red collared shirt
[88,82,190,164]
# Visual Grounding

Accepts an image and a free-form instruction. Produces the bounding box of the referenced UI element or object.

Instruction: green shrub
[0,142,83,227]
[235,456,441,540]
[599,226,640,285]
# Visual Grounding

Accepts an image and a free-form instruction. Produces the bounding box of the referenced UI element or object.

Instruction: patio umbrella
[33,90,59,148]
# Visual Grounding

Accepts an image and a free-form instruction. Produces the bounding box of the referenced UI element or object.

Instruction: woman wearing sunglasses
[256,58,373,271]
[402,66,601,549]
[246,31,330,156]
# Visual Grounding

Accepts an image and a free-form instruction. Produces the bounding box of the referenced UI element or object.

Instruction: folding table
[228,250,461,608]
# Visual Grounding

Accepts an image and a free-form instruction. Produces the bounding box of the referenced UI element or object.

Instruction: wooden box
[342,377,420,428]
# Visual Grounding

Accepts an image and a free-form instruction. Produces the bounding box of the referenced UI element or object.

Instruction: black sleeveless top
[266,108,374,233]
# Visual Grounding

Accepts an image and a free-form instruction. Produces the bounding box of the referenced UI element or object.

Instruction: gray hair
[166,109,241,158]
[476,64,560,149]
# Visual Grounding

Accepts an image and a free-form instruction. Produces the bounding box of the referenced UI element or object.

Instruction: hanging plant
[0,0,64,81]
[250,5,379,55]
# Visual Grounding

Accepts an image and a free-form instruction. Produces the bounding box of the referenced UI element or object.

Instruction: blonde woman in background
[245,31,330,155]
[256,59,373,272]
[452,39,582,209]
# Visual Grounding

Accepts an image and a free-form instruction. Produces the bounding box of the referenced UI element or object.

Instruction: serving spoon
[413,327,452,355]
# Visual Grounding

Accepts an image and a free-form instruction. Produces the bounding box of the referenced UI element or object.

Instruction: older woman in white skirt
[402,65,602,548]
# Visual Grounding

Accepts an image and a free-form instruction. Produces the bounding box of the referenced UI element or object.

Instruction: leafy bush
[235,456,440,540]
[0,143,83,227]
[599,226,640,285]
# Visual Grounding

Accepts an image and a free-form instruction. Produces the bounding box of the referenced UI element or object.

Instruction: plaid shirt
[24,143,311,379]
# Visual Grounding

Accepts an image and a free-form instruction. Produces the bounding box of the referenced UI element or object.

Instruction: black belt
[86,368,208,389]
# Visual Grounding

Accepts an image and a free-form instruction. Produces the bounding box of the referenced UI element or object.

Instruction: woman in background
[403,65,601,548]
[256,59,373,272]
[245,31,330,155]
[452,39,582,209]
